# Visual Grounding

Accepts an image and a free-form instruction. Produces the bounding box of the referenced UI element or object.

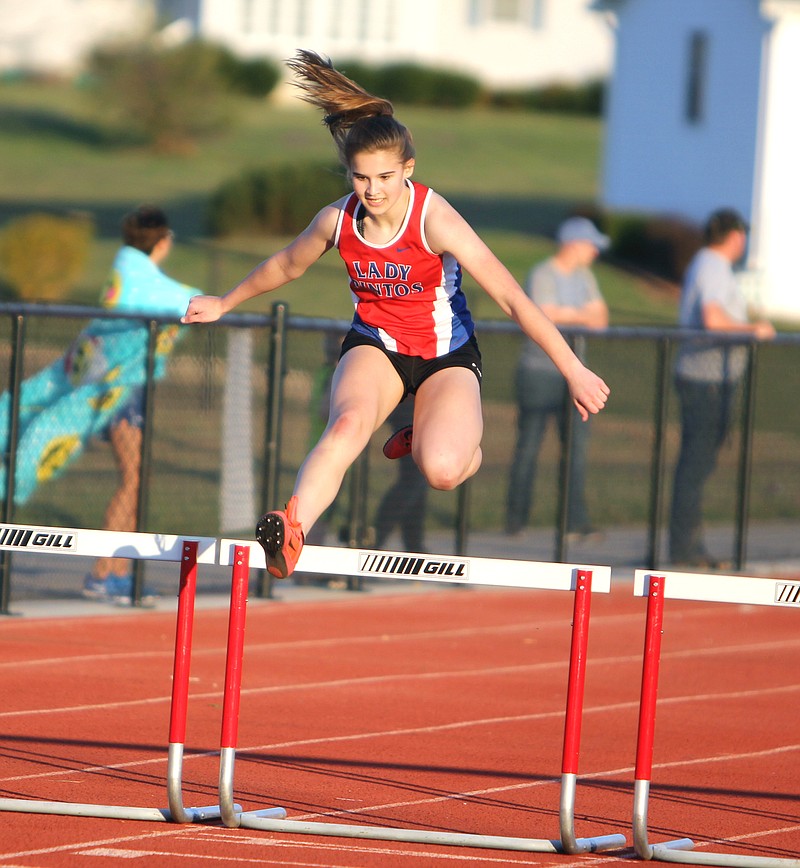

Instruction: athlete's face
[349,149,415,217]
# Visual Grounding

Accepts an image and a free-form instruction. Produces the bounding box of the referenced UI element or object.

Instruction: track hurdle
[0,523,285,825]
[217,539,627,854]
[632,570,800,867]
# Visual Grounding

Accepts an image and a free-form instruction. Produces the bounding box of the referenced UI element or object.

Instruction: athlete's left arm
[425,194,610,419]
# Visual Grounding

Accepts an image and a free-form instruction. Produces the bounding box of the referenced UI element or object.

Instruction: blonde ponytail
[287,50,415,167]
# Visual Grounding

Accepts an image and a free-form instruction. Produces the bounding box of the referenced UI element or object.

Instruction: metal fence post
[455,480,471,556]
[257,302,288,598]
[130,320,159,607]
[0,314,25,616]
[554,334,582,563]
[734,343,758,570]
[646,337,672,569]
[342,450,370,591]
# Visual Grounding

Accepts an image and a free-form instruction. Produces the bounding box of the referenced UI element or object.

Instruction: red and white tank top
[334,180,474,359]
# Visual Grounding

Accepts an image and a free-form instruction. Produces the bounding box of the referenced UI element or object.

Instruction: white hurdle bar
[0,523,263,825]
[219,539,626,854]
[0,523,219,564]
[632,570,800,868]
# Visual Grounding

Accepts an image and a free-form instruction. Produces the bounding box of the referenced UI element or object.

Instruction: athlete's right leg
[292,345,404,533]
[257,346,403,577]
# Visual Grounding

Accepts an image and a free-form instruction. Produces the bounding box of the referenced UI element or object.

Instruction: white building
[595,0,800,320]
[173,0,612,88]
[0,0,153,75]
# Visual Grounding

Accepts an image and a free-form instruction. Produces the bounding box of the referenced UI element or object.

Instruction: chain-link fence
[1,302,798,607]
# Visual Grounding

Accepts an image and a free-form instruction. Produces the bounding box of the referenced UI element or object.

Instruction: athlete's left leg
[411,367,483,490]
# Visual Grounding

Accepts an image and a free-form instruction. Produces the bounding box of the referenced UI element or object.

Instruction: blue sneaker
[82,574,159,607]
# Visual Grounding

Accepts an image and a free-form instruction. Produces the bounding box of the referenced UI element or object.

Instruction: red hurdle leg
[169,541,198,748]
[633,574,693,859]
[218,545,286,827]
[219,544,249,827]
[166,541,227,823]
[559,569,627,853]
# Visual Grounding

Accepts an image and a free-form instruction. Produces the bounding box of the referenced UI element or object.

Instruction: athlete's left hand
[567,365,610,421]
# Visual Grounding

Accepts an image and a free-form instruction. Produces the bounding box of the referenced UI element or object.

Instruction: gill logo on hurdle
[774,581,800,606]
[0,524,77,551]
[358,552,469,579]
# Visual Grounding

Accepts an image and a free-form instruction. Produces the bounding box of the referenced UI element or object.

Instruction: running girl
[182,50,610,578]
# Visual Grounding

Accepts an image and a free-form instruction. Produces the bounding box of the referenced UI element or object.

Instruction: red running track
[1,582,799,867]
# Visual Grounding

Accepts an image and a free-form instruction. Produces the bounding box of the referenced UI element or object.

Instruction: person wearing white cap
[506,216,610,538]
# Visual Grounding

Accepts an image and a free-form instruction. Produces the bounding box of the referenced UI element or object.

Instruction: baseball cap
[557,217,610,251]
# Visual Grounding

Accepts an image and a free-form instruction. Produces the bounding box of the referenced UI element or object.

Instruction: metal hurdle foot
[632,571,800,867]
[220,540,625,853]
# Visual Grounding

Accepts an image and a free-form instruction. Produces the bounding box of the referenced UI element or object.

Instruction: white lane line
[4,636,799,720]
[1,599,766,672]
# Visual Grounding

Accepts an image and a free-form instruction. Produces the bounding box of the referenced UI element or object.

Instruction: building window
[357,0,370,40]
[385,0,398,41]
[468,0,541,26]
[469,0,481,25]
[531,0,545,29]
[295,0,308,36]
[685,30,709,124]
[242,0,255,33]
[492,0,523,22]
[265,0,280,34]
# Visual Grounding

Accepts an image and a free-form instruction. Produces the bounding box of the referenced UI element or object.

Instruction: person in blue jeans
[506,217,609,537]
[669,208,775,568]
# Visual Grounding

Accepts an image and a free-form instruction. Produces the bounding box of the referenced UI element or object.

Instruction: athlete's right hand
[181,295,224,324]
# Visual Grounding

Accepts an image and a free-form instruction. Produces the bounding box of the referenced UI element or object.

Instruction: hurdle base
[238,815,569,853]
[239,807,289,820]
[219,746,286,828]
[649,846,800,867]
[0,796,245,824]
[0,797,170,822]
[169,803,243,823]
[564,833,628,854]
[634,779,694,860]
[559,773,627,853]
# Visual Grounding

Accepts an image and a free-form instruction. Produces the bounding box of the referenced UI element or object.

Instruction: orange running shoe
[382,425,413,459]
[255,495,305,578]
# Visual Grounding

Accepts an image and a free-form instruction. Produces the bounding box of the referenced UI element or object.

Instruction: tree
[88,40,236,153]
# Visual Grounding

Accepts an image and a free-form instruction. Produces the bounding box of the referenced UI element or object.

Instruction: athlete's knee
[323,408,373,451]
[417,448,480,491]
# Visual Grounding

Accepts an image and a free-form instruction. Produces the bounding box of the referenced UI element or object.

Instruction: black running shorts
[340,329,483,399]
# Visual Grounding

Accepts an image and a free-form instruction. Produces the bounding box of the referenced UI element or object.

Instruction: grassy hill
[0,78,678,325]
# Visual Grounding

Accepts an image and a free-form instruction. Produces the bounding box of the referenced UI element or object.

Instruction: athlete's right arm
[181,203,342,324]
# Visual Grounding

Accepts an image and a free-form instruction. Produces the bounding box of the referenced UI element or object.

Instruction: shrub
[0,212,94,301]
[88,39,235,152]
[208,163,349,237]
[489,79,605,115]
[336,60,384,96]
[214,47,280,98]
[606,212,703,283]
[336,59,483,108]
[379,63,483,107]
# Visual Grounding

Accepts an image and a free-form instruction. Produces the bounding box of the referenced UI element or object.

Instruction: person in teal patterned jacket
[0,205,200,604]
